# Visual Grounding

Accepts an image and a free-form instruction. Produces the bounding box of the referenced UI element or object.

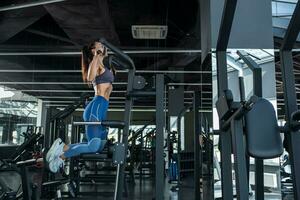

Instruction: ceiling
[0,0,210,111]
[0,0,299,117]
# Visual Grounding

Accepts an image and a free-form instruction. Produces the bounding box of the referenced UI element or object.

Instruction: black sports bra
[92,67,114,87]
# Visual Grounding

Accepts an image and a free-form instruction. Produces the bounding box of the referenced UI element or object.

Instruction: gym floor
[28,166,289,200]
[56,179,283,200]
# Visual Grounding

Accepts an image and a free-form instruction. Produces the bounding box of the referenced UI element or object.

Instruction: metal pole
[0,0,67,12]
[20,165,31,200]
[231,119,249,200]
[155,74,165,200]
[0,49,202,56]
[280,51,300,200]
[279,2,300,198]
[216,51,233,200]
[2,48,300,56]
[215,0,238,198]
[0,69,215,74]
[237,50,264,200]
[114,69,134,200]
[194,91,201,200]
[252,63,264,200]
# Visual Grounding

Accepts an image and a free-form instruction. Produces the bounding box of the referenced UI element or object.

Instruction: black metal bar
[155,74,165,200]
[281,1,300,51]
[216,0,238,51]
[25,29,78,46]
[216,51,233,200]
[237,51,262,97]
[231,119,249,200]
[44,108,52,149]
[140,130,143,183]
[280,50,300,200]
[127,91,156,97]
[232,94,250,195]
[177,109,183,183]
[254,160,264,200]
[221,105,246,131]
[99,38,135,70]
[114,69,134,200]
[252,63,264,200]
[238,77,245,101]
[69,116,77,180]
[216,51,228,93]
[73,120,125,128]
[219,130,233,200]
[109,55,131,70]
[0,0,67,12]
[237,50,264,200]
[19,165,31,200]
[194,91,201,200]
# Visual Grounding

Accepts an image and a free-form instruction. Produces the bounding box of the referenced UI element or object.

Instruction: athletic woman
[46,40,115,173]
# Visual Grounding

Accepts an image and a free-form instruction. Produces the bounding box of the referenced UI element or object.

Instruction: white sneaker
[46,138,64,162]
[48,157,64,173]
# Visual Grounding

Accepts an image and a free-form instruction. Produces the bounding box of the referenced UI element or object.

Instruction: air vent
[131,25,168,39]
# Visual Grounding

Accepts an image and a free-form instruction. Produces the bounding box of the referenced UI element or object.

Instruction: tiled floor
[58,178,287,200]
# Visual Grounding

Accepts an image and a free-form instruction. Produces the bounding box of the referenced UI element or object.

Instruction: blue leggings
[64,96,109,158]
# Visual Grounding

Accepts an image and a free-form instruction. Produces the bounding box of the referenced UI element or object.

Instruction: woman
[46,40,116,173]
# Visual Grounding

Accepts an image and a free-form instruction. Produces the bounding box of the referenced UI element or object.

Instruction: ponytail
[108,55,116,76]
[81,45,93,82]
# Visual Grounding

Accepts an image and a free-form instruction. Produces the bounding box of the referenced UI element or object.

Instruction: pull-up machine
[72,38,135,200]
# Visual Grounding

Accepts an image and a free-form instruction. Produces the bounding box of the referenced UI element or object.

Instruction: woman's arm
[87,54,104,82]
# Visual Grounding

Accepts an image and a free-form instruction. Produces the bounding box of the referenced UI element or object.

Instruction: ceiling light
[0,86,14,99]
[131,25,168,39]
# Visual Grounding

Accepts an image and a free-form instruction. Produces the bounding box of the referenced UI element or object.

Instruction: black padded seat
[246,98,283,159]
[42,179,69,187]
[73,120,125,129]
[79,153,111,161]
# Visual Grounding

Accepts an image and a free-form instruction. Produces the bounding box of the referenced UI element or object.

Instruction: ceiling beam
[0,49,202,56]
[0,81,127,85]
[0,69,211,74]
[4,89,212,94]
[25,29,79,46]
[0,0,67,12]
[0,81,210,86]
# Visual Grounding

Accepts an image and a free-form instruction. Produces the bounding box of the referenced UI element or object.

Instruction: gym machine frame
[94,38,135,200]
[237,50,264,200]
[127,74,165,200]
[215,2,280,199]
[72,38,166,200]
[215,0,238,199]
[215,1,300,200]
[193,91,201,200]
[279,1,300,199]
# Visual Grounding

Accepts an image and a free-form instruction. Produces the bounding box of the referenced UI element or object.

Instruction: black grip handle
[16,159,37,167]
[99,38,135,70]
[291,110,300,121]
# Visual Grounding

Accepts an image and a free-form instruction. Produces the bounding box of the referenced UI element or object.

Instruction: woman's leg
[63,138,106,158]
[61,96,109,159]
[84,96,109,141]
[48,97,109,173]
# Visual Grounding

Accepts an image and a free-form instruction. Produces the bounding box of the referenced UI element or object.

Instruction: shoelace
[59,161,65,173]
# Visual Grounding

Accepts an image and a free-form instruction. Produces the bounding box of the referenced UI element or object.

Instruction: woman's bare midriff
[94,83,113,101]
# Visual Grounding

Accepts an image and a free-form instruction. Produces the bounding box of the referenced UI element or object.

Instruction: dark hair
[81,40,116,82]
[111,64,116,77]
[106,56,116,76]
[81,41,96,82]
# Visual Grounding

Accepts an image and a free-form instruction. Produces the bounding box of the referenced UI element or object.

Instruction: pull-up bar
[73,120,125,129]
[99,38,135,70]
